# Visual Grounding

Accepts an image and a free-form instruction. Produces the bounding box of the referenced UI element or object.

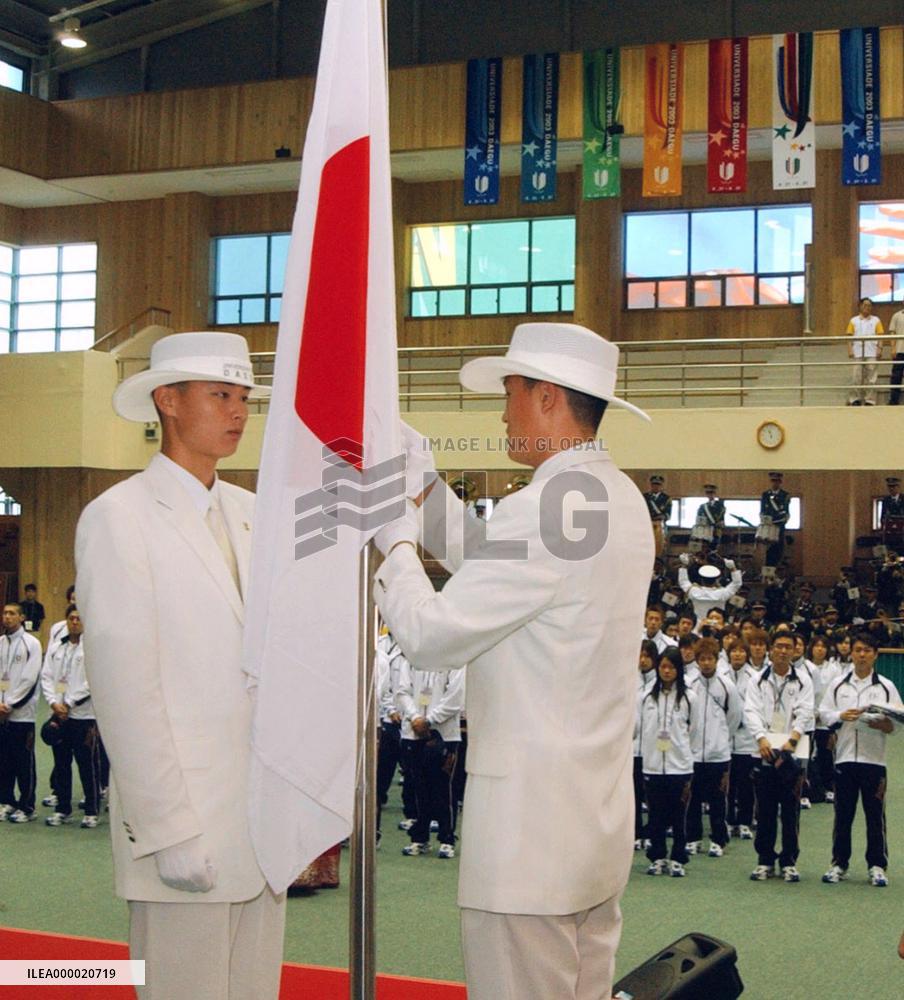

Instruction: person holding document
[374,323,653,1000]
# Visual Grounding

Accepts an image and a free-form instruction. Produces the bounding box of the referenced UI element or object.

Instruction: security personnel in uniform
[880,478,904,551]
[643,475,672,557]
[757,472,791,576]
[689,484,725,554]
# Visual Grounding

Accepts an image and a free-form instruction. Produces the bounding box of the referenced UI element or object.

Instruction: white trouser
[850,360,878,404]
[461,893,623,1000]
[129,887,286,1000]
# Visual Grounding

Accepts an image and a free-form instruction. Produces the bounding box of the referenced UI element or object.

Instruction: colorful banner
[464,57,502,206]
[642,43,684,197]
[840,27,881,186]
[582,47,621,199]
[772,32,815,190]
[707,37,748,194]
[520,53,559,202]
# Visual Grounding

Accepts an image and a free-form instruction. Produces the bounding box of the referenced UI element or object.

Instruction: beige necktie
[206,500,241,593]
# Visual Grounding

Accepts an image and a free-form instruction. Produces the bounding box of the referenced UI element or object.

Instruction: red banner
[707,37,748,193]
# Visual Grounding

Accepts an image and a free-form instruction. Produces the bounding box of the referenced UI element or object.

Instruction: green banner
[582,48,621,198]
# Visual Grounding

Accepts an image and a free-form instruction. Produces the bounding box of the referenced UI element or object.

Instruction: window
[624,205,812,310]
[0,486,21,515]
[0,245,11,354]
[9,243,97,352]
[859,202,904,303]
[409,217,575,317]
[211,234,289,324]
[0,58,25,93]
[666,497,801,531]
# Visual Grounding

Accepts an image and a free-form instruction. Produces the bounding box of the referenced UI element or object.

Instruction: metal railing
[249,334,901,410]
[93,306,172,353]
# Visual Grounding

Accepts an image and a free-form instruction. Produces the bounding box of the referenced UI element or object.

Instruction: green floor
[3,712,904,997]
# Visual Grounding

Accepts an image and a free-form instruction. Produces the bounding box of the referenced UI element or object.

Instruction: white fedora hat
[459,322,649,421]
[113,331,270,422]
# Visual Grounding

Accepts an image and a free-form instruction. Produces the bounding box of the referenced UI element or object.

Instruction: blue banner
[464,58,502,206]
[520,53,559,203]
[840,27,881,186]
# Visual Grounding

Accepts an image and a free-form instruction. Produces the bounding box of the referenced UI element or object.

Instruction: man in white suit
[75,333,285,1000]
[374,323,654,1000]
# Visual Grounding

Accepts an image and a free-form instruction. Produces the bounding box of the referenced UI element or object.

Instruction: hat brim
[458,356,650,422]
[113,369,271,422]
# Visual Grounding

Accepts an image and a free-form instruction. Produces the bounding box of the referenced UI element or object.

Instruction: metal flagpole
[349,541,377,1000]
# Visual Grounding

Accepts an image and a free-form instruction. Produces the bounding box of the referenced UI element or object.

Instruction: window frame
[858,201,904,304]
[8,243,98,353]
[408,217,576,319]
[0,48,28,93]
[210,233,289,326]
[623,204,811,311]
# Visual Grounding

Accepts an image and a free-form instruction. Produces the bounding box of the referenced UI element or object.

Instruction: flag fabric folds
[244,0,402,893]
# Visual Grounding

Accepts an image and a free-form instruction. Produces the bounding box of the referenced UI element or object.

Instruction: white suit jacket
[376,446,653,915]
[75,453,265,903]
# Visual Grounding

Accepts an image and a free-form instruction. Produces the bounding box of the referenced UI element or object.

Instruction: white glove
[155,836,217,893]
[374,499,419,556]
[401,421,437,500]
[724,559,736,571]
[679,553,690,567]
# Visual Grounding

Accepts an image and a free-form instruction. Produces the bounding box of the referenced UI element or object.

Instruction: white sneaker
[9,810,36,824]
[708,843,724,858]
[634,838,644,851]
[825,791,835,803]
[0,804,13,821]
[401,842,430,856]
[646,859,667,876]
[397,818,415,832]
[750,864,774,881]
[80,815,99,829]
[437,843,455,859]
[738,825,753,840]
[686,840,701,856]
[822,864,847,884]
[41,794,58,808]
[669,861,687,878]
[45,812,72,827]
[800,797,811,810]
[429,820,439,833]
[782,865,801,883]
[869,866,889,887]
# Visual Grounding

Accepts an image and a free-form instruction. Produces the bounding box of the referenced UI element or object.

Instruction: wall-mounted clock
[756,420,785,450]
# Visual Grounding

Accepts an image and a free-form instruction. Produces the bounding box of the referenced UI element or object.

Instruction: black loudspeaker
[612,933,743,999]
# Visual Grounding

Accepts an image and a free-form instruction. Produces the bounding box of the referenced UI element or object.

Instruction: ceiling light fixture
[59,17,88,49]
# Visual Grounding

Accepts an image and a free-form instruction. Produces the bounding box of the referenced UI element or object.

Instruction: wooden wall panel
[210,192,296,235]
[162,193,212,331]
[0,89,50,177]
[0,204,23,245]
[51,78,316,177]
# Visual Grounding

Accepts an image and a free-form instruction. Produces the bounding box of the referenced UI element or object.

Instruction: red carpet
[0,927,466,999]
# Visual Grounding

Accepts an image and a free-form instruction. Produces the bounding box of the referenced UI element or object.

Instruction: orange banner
[642,42,684,196]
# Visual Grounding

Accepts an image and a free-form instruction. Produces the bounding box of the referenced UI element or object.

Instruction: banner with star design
[707,37,748,194]
[582,47,621,199]
[464,57,502,205]
[840,27,881,186]
[772,32,815,190]
[642,43,684,197]
[520,53,559,202]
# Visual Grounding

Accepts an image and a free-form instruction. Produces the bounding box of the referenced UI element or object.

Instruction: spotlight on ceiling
[60,16,88,49]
